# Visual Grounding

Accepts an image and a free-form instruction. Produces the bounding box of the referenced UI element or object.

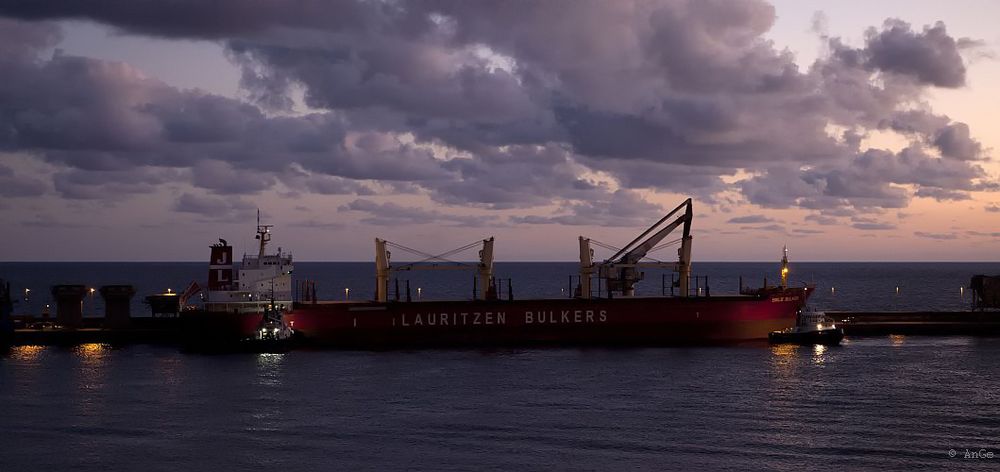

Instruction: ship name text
[392,309,610,327]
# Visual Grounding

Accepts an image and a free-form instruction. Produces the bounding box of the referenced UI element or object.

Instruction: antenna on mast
[255,208,272,258]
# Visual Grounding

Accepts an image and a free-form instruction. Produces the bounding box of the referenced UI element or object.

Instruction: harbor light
[831,287,835,294]
[417,287,422,300]
[24,288,30,301]
[895,286,900,295]
[345,288,350,300]
[166,288,173,294]
[960,286,965,298]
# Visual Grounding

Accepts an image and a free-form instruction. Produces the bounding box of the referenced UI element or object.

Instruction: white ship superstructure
[203,215,293,314]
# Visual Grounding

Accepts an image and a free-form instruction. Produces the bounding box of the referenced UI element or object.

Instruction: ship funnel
[208,240,234,291]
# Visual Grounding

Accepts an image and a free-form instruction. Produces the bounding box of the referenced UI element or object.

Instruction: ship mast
[255,209,273,259]
[780,245,789,288]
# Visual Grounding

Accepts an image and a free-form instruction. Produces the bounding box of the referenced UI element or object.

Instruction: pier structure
[51,285,87,329]
[100,285,136,328]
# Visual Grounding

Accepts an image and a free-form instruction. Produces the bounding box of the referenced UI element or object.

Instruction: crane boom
[580,198,694,298]
[607,199,692,264]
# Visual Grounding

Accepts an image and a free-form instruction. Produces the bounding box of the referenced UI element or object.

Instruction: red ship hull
[269,287,812,348]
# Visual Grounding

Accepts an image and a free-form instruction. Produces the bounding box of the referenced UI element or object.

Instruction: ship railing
[564,274,711,298]
[383,276,516,302]
[662,273,710,297]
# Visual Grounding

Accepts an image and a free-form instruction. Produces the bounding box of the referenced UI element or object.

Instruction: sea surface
[2,262,1000,471]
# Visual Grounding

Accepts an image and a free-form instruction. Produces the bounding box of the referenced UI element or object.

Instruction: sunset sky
[1,0,998,262]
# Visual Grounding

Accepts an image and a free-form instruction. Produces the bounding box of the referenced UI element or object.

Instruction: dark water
[1,261,997,316]
[2,339,1000,471]
[2,262,1000,470]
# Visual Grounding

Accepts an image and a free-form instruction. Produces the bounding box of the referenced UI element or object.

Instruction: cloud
[741,147,989,210]
[52,167,183,200]
[20,213,93,228]
[850,216,896,231]
[987,204,1000,213]
[433,145,610,210]
[172,192,255,220]
[287,220,347,230]
[0,163,47,197]
[805,214,838,226]
[967,230,1000,238]
[510,189,664,227]
[0,5,994,228]
[338,199,492,227]
[914,231,957,240]
[740,224,785,233]
[727,214,774,224]
[933,122,982,160]
[864,20,970,87]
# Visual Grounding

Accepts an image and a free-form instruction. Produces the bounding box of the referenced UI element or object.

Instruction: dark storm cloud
[0,3,994,221]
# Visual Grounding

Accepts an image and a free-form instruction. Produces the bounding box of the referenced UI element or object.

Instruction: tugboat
[243,303,296,353]
[769,307,844,346]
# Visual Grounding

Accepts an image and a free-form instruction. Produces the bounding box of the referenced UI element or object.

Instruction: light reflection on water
[9,344,45,362]
[74,343,111,418]
[248,353,286,434]
[256,353,285,387]
[812,343,827,365]
[3,338,1000,471]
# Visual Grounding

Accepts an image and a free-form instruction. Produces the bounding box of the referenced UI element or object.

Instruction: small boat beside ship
[768,307,845,346]
[180,199,814,349]
[244,305,296,353]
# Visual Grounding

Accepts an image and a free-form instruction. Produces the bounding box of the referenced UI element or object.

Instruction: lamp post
[345,288,350,300]
[89,287,96,317]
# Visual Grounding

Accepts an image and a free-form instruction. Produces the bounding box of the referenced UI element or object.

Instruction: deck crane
[578,198,693,299]
[375,237,495,303]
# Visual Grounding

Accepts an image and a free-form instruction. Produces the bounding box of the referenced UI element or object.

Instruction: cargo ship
[180,200,812,349]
